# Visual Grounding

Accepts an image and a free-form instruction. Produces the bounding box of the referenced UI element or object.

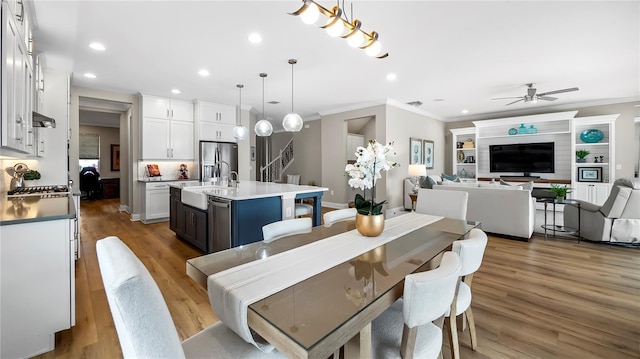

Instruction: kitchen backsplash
[137,161,195,181]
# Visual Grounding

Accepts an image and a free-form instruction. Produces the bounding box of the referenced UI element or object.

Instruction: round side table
[409,193,418,212]
[540,198,582,243]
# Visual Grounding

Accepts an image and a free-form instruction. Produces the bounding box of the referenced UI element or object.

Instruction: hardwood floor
[35,199,639,359]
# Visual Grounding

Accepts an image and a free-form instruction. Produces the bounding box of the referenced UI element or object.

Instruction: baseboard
[140,217,169,224]
[119,204,129,213]
[130,213,141,222]
[322,201,349,209]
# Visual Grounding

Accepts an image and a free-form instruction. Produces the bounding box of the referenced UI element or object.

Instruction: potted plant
[345,140,398,236]
[576,149,589,163]
[547,184,572,203]
[23,169,41,181]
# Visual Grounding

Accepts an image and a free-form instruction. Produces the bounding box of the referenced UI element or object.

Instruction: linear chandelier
[290,0,388,59]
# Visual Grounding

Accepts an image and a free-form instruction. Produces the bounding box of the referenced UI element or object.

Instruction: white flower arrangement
[345,140,398,215]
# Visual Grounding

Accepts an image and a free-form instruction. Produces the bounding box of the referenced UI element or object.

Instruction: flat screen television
[489,142,555,176]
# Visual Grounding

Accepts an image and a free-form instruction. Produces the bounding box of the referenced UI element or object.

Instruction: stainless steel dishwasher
[208,196,233,253]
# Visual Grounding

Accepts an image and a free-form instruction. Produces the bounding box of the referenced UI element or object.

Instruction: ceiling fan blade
[537,87,579,96]
[491,96,523,100]
[538,96,557,101]
[505,99,525,106]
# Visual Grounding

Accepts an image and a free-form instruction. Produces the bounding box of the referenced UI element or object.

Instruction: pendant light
[255,73,273,137]
[233,84,249,140]
[282,59,303,132]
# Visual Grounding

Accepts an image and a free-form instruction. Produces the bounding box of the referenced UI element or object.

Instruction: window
[79,133,100,170]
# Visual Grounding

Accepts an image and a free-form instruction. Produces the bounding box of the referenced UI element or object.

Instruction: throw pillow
[500,179,533,192]
[420,176,436,189]
[441,173,460,182]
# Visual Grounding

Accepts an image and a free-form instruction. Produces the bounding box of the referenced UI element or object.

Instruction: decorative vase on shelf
[529,125,537,134]
[518,123,527,134]
[356,213,385,237]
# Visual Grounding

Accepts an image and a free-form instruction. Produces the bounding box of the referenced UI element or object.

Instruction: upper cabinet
[140,94,194,160]
[196,100,237,143]
[1,1,34,154]
[142,95,193,121]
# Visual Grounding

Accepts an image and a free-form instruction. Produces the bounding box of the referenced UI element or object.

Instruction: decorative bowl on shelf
[580,129,604,143]
[508,128,518,135]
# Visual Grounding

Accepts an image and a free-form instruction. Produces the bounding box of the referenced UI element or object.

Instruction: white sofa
[434,183,536,240]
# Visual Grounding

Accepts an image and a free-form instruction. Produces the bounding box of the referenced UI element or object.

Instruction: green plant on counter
[23,170,41,180]
[576,149,590,159]
[547,184,572,201]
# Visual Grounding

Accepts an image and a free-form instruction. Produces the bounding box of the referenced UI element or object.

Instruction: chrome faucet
[216,160,230,178]
[229,171,239,187]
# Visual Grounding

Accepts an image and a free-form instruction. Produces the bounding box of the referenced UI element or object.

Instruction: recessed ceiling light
[461,109,469,114]
[171,89,181,94]
[386,73,397,81]
[84,73,96,79]
[89,42,105,51]
[433,98,444,102]
[198,69,210,77]
[248,33,262,43]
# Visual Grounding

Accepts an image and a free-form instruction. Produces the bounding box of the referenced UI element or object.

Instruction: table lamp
[408,164,427,193]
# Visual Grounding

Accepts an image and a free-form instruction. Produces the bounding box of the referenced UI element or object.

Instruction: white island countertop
[175,181,328,201]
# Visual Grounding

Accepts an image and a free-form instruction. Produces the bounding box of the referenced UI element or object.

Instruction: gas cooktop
[7,185,70,197]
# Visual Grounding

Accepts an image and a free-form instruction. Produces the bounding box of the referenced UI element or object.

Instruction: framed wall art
[410,138,423,165]
[578,167,602,182]
[110,144,120,171]
[423,140,434,169]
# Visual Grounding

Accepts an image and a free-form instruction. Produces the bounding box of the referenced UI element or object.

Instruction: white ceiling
[31,1,640,131]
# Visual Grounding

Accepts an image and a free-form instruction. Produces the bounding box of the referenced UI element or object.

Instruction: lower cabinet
[1,219,73,358]
[573,183,611,206]
[144,182,170,221]
[169,187,207,252]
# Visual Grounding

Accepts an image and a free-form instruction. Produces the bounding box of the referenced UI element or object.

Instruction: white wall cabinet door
[142,117,171,159]
[142,95,172,119]
[170,99,194,122]
[170,120,194,159]
[199,101,236,125]
[199,122,236,142]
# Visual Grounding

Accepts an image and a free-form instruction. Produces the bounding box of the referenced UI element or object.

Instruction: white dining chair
[323,208,357,227]
[445,228,488,359]
[371,251,462,359]
[262,217,312,243]
[96,236,286,359]
[415,188,469,220]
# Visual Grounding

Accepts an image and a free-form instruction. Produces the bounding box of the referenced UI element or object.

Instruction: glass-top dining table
[186,214,480,359]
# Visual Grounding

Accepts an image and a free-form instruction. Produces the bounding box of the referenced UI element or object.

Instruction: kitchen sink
[181,187,213,210]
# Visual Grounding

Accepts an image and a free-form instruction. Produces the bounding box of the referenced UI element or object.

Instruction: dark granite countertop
[0,195,76,225]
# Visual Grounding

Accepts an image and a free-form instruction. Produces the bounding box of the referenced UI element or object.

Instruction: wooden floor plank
[33,199,640,359]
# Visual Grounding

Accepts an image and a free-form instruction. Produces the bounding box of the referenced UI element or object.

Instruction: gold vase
[356,213,385,237]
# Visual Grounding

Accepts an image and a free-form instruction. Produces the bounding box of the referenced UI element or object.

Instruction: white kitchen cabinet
[573,183,611,206]
[198,101,236,125]
[1,219,73,358]
[1,1,33,154]
[141,117,193,160]
[199,121,235,142]
[144,182,171,221]
[196,100,237,142]
[140,95,194,160]
[142,95,193,121]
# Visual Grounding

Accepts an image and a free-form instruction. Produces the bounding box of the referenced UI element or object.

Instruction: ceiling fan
[492,83,579,106]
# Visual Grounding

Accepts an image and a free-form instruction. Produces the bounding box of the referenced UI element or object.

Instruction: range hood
[32,111,56,128]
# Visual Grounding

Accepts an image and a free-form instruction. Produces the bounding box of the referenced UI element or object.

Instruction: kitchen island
[170,181,328,253]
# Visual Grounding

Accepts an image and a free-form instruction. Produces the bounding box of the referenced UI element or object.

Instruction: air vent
[406,101,423,107]
[268,101,280,104]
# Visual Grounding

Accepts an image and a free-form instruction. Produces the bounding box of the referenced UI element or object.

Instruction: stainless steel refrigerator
[199,141,238,182]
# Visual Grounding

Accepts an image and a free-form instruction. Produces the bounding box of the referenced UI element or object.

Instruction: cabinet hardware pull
[167,109,170,118]
[171,109,174,118]
[16,1,24,22]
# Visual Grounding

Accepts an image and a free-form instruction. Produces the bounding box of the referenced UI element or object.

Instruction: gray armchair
[564,178,640,244]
